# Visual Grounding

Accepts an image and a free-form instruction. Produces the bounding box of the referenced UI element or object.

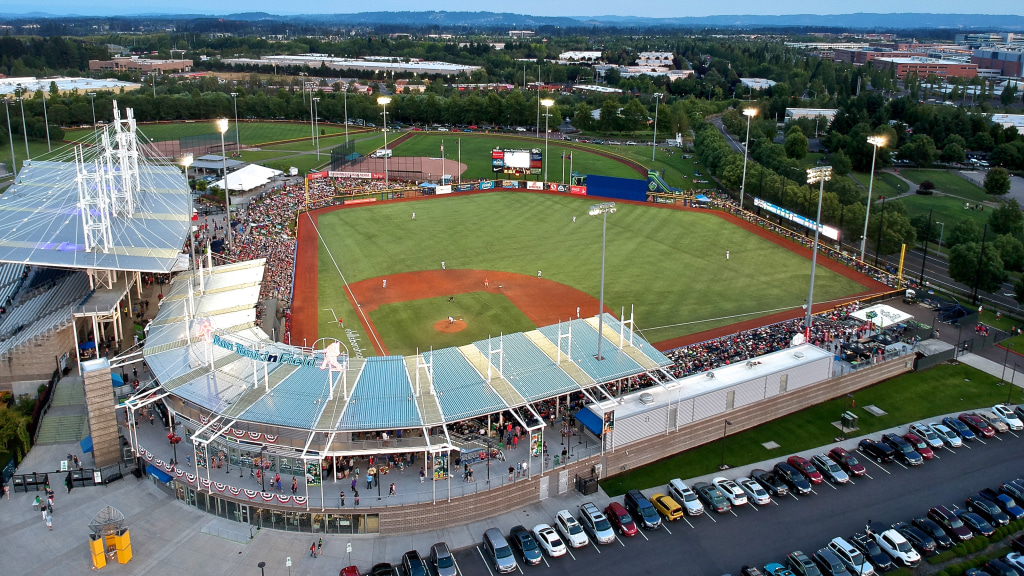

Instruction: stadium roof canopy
[145,261,673,434]
[0,159,192,273]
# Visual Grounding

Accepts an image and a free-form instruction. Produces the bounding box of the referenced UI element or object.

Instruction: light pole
[541,98,554,182]
[859,135,887,261]
[312,97,321,161]
[651,92,663,162]
[1001,342,1012,384]
[217,118,233,248]
[16,89,28,160]
[344,81,350,144]
[739,108,757,211]
[378,96,391,185]
[182,154,197,282]
[589,202,616,361]
[41,91,51,152]
[719,420,732,470]
[1010,363,1019,404]
[806,166,833,338]
[3,100,15,177]
[936,221,945,254]
[230,92,240,151]
[87,92,97,134]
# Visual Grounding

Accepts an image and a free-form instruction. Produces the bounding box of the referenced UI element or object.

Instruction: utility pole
[919,209,932,285]
[972,223,989,305]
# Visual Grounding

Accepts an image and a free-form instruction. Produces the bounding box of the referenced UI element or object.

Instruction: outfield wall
[579,175,649,202]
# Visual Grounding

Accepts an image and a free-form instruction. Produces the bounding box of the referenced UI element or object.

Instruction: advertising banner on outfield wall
[526,181,544,190]
[307,171,328,180]
[455,184,474,192]
[502,180,520,189]
[345,198,377,205]
[328,171,374,179]
[437,185,453,195]
[753,197,840,241]
[570,186,587,195]
[480,181,495,190]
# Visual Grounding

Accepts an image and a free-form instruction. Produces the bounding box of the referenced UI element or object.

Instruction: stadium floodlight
[589,202,616,361]
[87,92,97,134]
[378,96,391,184]
[217,119,233,248]
[652,93,663,161]
[860,135,887,262]
[804,166,833,338]
[230,92,240,150]
[739,107,758,211]
[541,99,554,182]
[312,97,321,161]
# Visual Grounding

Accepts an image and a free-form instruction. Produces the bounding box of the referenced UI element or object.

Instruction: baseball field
[293,191,887,357]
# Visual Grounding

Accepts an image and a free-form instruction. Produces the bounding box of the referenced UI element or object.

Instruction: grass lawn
[1,139,69,175]
[65,121,349,146]
[391,134,641,182]
[313,192,869,351]
[605,145,716,190]
[600,363,1021,496]
[896,194,990,231]
[369,292,537,355]
[848,171,909,199]
[897,169,990,203]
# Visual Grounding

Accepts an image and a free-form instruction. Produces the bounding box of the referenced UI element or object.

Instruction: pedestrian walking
[351,478,357,492]
[521,460,528,477]
[340,490,345,506]
[508,465,515,482]
[291,476,298,495]
[366,472,373,490]
[354,489,360,506]
[318,538,323,556]
[310,542,317,558]
[420,467,426,483]
[389,483,396,497]
[46,513,52,531]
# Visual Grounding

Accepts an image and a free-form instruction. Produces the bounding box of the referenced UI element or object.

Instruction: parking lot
[451,427,1023,576]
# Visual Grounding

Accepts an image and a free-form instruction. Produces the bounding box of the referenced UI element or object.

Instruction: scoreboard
[492,148,543,176]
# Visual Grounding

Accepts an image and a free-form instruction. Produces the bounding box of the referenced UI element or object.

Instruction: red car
[605,501,638,537]
[828,447,867,477]
[958,413,996,438]
[340,567,360,576]
[787,455,823,484]
[902,433,935,460]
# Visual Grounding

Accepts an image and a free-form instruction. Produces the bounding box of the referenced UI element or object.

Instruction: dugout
[585,175,648,202]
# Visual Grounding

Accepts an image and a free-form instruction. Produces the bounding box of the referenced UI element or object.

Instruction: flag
[191,208,198,221]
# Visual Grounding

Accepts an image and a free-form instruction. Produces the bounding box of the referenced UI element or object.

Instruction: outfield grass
[392,134,641,181]
[848,171,909,199]
[65,121,349,146]
[314,192,869,352]
[600,363,1021,496]
[369,292,537,355]
[898,169,989,202]
[604,145,717,190]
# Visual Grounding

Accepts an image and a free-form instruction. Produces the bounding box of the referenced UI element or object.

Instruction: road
[453,430,1024,576]
[711,116,746,154]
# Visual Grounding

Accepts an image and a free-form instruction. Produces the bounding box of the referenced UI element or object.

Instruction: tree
[1001,83,1017,107]
[947,219,982,249]
[784,126,809,160]
[0,404,31,462]
[988,199,1024,236]
[897,134,938,167]
[995,234,1024,272]
[866,201,917,256]
[940,142,966,164]
[948,241,1007,294]
[830,149,852,175]
[984,167,1012,196]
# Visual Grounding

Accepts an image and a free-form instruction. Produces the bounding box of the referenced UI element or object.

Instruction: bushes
[930,517,1024,576]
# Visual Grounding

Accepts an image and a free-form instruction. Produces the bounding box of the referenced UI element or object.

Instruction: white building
[740,78,777,90]
[559,51,603,62]
[989,114,1024,131]
[785,108,839,124]
[637,52,674,67]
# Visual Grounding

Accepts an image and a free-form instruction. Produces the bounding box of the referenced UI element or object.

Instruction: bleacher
[0,272,91,359]
[0,263,26,308]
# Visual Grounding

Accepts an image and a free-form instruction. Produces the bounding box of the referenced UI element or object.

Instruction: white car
[928,423,962,448]
[668,479,704,516]
[871,527,921,567]
[554,510,589,548]
[531,524,567,557]
[909,423,945,450]
[736,476,772,505]
[993,404,1024,430]
[1005,553,1024,572]
[712,477,748,506]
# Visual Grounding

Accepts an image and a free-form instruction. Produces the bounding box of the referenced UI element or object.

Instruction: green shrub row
[930,517,1024,576]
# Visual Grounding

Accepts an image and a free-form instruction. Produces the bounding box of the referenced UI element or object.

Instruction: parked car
[902,433,935,460]
[555,510,589,548]
[713,477,749,506]
[828,447,867,477]
[624,489,661,530]
[811,454,850,484]
[1014,534,1024,554]
[370,563,397,576]
[742,566,768,576]
[959,413,996,438]
[340,566,360,576]
[979,488,1024,520]
[967,495,1011,526]
[751,468,790,496]
[429,542,458,576]
[892,522,937,556]
[992,404,1023,430]
[737,476,773,505]
[482,528,518,574]
[928,506,974,541]
[578,502,616,544]
[402,550,428,576]
[929,423,963,448]
[765,562,797,576]
[912,516,954,549]
[867,523,921,567]
[881,433,924,466]
[943,416,978,442]
[814,547,853,576]
[694,481,732,513]
[1007,553,1024,572]
[1001,481,1024,503]
[976,411,1010,434]
[774,462,813,495]
[828,536,876,576]
[850,533,894,572]
[983,559,1023,576]
[788,456,825,484]
[650,493,684,521]
[667,479,705,516]
[508,526,543,566]
[531,524,567,557]
[604,502,638,537]
[787,550,823,576]
[857,439,895,463]
[909,423,945,450]
[957,510,996,537]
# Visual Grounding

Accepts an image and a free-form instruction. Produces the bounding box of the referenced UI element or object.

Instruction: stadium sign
[211,335,343,369]
[753,197,840,241]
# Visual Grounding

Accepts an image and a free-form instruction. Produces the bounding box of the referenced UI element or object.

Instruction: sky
[0,0,1021,17]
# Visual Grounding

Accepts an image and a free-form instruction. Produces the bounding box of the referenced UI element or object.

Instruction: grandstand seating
[0,271,91,359]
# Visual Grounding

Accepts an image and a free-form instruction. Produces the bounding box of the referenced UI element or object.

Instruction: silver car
[430,542,457,576]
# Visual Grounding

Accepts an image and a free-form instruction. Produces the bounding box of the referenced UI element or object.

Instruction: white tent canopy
[850,304,913,329]
[213,164,283,192]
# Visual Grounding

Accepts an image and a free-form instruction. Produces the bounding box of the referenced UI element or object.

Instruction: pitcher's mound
[434,319,467,333]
